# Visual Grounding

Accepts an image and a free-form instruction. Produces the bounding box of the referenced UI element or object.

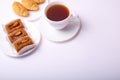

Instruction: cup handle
[69,12,80,23]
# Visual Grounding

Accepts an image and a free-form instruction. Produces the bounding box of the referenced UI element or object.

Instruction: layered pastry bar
[5,19,24,34]
[13,36,34,54]
[4,19,36,55]
[8,28,28,43]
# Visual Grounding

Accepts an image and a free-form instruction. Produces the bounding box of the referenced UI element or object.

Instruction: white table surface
[0,0,120,80]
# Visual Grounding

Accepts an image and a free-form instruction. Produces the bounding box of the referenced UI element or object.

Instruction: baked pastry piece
[5,19,24,34]
[12,1,29,17]
[33,0,45,4]
[13,36,34,53]
[5,19,36,55]
[21,0,39,11]
[8,28,28,43]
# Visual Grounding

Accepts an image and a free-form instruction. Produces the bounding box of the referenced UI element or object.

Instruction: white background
[0,0,120,80]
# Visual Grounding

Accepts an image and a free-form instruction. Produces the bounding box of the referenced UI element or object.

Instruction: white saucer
[0,20,41,58]
[39,13,81,42]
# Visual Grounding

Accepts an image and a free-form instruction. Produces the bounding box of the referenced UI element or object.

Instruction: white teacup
[44,1,72,30]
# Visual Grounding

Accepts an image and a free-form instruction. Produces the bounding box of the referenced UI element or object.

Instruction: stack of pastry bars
[5,19,34,54]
